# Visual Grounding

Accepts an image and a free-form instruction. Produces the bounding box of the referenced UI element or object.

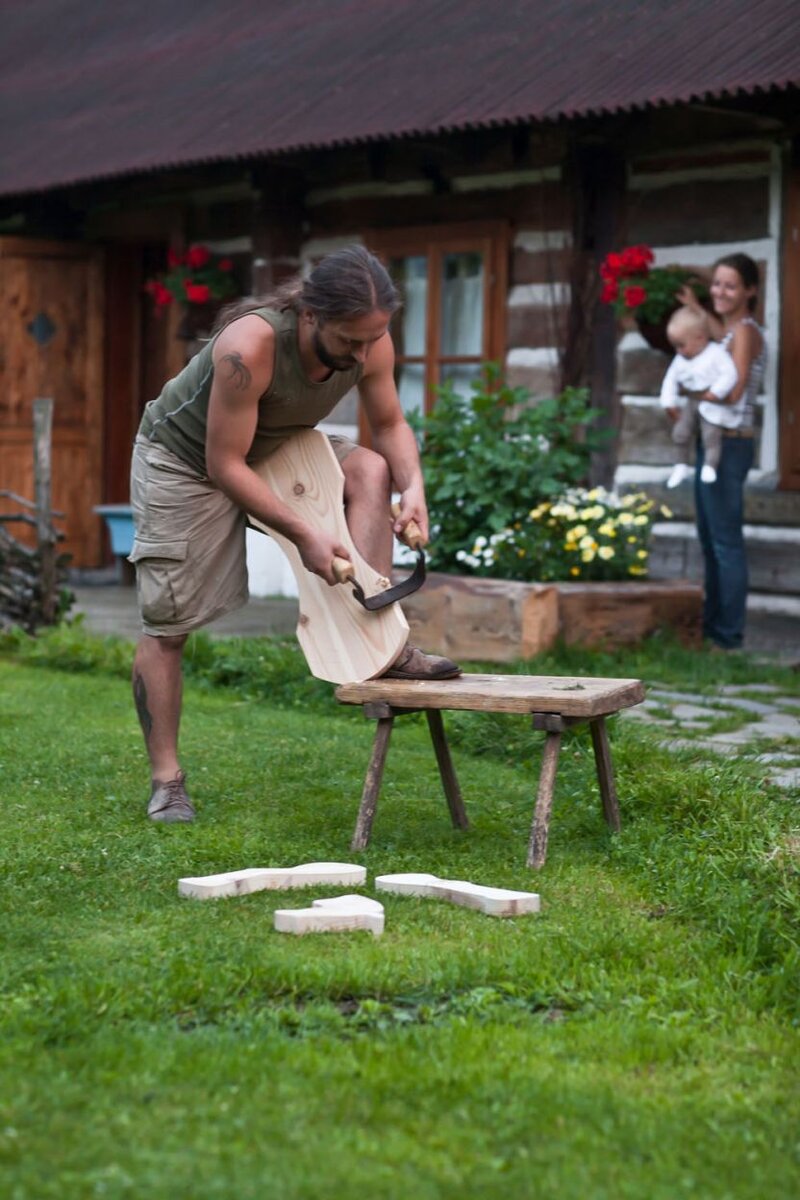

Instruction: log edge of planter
[399,571,702,661]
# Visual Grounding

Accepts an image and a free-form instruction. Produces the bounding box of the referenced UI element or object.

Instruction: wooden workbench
[335,674,645,868]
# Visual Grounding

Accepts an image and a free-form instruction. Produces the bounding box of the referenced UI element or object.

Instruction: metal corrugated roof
[1,0,798,197]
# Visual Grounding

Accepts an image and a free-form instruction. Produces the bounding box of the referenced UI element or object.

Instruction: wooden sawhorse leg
[525,705,623,868]
[426,710,469,831]
[527,712,622,868]
[350,703,468,851]
[527,726,563,869]
[351,712,394,851]
[589,716,621,831]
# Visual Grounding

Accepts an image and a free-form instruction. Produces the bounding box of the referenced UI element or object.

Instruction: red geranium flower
[600,281,619,304]
[144,280,173,308]
[166,248,185,268]
[620,245,654,276]
[217,258,233,272]
[623,285,648,308]
[186,245,212,269]
[184,281,212,304]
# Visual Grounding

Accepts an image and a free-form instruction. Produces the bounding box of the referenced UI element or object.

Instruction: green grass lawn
[1,630,799,1199]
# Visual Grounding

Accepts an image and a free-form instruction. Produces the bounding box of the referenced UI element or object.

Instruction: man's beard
[312,328,355,373]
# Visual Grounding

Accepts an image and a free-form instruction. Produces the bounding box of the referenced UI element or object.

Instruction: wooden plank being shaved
[336,674,645,717]
[250,430,408,684]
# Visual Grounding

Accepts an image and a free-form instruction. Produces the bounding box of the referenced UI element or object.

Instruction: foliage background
[408,368,608,576]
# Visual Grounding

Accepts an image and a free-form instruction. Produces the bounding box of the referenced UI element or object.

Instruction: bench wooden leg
[425,710,469,830]
[589,716,621,832]
[527,730,562,868]
[351,716,394,851]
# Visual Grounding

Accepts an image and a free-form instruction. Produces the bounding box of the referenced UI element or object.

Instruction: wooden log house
[1,2,798,626]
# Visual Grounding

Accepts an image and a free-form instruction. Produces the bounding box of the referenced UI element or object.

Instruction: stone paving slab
[718,683,781,695]
[661,738,740,757]
[670,703,720,722]
[623,683,800,789]
[706,696,779,716]
[649,688,716,705]
[768,768,800,789]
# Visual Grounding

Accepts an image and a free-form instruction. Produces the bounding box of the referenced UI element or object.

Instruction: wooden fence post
[33,397,56,625]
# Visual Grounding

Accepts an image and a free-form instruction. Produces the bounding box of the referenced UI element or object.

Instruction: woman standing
[678,254,766,650]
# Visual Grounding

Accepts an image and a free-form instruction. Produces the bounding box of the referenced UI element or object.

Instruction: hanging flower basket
[144,244,239,337]
[598,245,710,352]
[634,316,676,355]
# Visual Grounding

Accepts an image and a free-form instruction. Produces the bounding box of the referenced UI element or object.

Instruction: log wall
[243,134,783,476]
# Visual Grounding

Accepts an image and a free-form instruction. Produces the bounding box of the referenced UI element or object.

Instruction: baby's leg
[699,418,723,483]
[670,401,695,463]
[666,401,695,487]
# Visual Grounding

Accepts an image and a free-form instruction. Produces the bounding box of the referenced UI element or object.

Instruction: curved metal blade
[358,548,426,611]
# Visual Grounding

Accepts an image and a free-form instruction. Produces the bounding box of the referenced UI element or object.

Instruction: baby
[659,306,740,488]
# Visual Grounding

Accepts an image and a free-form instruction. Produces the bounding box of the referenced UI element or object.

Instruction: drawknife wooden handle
[390,503,425,550]
[332,556,355,584]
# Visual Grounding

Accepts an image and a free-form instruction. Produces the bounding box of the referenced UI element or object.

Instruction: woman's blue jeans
[695,436,754,649]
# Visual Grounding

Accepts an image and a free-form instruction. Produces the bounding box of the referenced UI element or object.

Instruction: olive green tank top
[138,307,363,477]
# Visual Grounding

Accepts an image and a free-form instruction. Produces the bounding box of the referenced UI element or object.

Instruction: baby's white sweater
[659,342,741,429]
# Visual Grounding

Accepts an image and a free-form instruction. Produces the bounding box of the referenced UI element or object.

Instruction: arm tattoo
[220,351,252,391]
[133,671,153,744]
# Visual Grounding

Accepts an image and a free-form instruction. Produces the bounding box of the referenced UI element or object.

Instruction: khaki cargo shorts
[129,434,358,637]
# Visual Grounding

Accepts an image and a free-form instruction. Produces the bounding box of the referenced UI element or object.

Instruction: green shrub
[408,365,607,573]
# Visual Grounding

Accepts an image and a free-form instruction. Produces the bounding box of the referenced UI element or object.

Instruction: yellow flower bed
[455,488,673,582]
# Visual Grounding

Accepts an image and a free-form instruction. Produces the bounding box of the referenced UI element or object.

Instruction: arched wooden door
[0,237,105,566]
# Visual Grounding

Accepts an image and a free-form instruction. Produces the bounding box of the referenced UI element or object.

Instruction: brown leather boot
[382,644,462,680]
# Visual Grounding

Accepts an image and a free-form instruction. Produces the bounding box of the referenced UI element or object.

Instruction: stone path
[620,683,800,791]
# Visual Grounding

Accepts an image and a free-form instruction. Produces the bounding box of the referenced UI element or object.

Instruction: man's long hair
[213,244,401,332]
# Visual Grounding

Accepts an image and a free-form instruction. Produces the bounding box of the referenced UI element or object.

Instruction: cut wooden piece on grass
[178,861,367,900]
[274,894,385,937]
[249,430,409,683]
[375,872,541,917]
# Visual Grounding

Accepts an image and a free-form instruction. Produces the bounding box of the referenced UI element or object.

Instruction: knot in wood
[293,482,305,495]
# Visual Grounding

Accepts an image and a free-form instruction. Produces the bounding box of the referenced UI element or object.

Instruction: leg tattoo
[133,671,153,744]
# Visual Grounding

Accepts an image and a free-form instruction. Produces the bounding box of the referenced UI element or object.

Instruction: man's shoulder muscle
[212,313,276,397]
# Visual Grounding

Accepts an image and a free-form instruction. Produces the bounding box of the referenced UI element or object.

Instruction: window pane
[396,362,426,416]
[388,256,428,357]
[439,362,482,401]
[440,252,484,356]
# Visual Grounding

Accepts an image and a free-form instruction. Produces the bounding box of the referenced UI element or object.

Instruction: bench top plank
[335,674,645,717]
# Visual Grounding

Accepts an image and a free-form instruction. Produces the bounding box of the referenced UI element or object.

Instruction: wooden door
[0,237,105,565]
[779,138,800,490]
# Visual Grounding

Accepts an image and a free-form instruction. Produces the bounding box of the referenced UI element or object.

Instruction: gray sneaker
[147,770,196,823]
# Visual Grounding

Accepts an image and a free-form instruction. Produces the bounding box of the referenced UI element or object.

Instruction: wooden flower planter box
[400,571,702,662]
